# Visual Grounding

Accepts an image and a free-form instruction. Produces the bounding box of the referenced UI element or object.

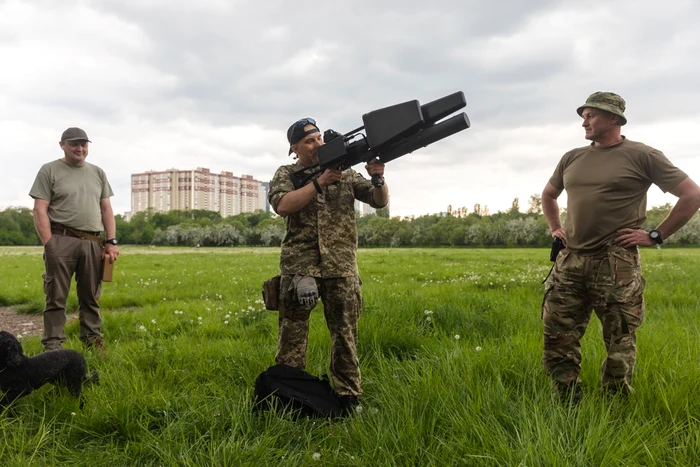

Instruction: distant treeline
[1,197,698,247]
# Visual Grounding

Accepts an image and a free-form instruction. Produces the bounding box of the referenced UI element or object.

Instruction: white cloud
[2,0,700,220]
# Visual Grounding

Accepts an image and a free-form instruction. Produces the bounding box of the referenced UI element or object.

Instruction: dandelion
[198,317,203,321]
[425,316,432,323]
[312,453,321,461]
[224,321,229,325]
[151,319,157,325]
[71,412,76,417]
[424,310,433,315]
[475,346,482,351]
[139,326,146,331]
[225,314,231,319]
[455,335,460,340]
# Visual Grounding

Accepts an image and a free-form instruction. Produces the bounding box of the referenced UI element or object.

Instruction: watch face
[650,231,659,239]
[107,239,118,245]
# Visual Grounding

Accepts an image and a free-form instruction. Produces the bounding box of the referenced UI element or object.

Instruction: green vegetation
[2,200,698,248]
[1,247,699,466]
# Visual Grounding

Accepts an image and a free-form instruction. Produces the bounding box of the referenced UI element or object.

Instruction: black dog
[0,331,99,408]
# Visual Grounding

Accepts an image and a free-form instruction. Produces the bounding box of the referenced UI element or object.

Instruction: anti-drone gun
[289,91,471,189]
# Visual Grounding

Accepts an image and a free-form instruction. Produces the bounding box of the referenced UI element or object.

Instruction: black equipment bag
[254,364,343,419]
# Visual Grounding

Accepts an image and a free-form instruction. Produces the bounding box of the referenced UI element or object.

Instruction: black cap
[287,118,319,154]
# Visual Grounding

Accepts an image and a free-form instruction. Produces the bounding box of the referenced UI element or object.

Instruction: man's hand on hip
[616,228,655,248]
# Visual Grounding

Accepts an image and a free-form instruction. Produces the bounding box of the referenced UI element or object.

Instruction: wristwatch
[648,229,663,245]
[105,238,118,245]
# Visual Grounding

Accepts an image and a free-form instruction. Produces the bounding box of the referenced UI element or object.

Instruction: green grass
[1,246,700,466]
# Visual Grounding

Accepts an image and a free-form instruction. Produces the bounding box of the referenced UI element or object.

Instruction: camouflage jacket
[268,161,382,278]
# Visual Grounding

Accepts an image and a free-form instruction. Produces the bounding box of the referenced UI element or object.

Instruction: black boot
[338,395,360,415]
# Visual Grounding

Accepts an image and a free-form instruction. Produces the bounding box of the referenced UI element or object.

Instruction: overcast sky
[2,0,699,218]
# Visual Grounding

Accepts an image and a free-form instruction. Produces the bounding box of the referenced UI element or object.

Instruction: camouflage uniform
[543,244,645,395]
[543,92,688,398]
[268,161,383,396]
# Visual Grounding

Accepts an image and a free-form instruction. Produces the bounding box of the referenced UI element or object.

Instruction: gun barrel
[378,113,470,163]
[420,92,467,126]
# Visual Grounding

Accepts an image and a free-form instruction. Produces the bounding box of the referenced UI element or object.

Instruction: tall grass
[1,246,699,466]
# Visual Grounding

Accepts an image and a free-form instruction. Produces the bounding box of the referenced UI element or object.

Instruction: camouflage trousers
[276,275,363,396]
[542,244,646,395]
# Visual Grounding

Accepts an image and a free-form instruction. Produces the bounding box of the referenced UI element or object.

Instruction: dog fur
[0,331,98,408]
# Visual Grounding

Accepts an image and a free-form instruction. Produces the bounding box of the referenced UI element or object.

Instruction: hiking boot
[43,344,63,353]
[338,395,361,415]
[85,337,107,356]
[555,381,582,405]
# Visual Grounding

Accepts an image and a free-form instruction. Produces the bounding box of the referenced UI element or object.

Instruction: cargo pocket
[42,273,55,297]
[608,251,644,304]
[262,275,281,311]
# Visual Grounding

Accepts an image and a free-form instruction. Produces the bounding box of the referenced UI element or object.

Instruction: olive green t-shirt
[549,138,687,255]
[29,159,114,232]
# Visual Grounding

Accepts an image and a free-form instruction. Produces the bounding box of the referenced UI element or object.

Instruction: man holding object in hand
[29,127,119,354]
[267,117,389,414]
[540,92,700,402]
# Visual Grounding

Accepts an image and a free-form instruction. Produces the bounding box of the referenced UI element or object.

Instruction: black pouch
[550,237,565,262]
[262,275,281,311]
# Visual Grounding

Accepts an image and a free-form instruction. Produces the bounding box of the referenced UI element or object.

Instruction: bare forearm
[657,195,700,239]
[32,209,52,245]
[542,196,562,232]
[372,183,389,207]
[276,183,318,217]
[101,206,116,239]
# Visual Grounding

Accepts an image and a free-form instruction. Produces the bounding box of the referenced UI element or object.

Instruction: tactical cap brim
[576,92,627,126]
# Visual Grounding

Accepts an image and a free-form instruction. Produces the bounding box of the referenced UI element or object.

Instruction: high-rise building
[131,168,268,217]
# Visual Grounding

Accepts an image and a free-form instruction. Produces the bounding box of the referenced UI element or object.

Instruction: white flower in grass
[425,316,432,323]
[151,319,157,325]
[312,453,321,461]
[139,326,146,331]
[475,346,482,351]
[455,335,460,340]
[224,321,229,325]
[71,412,76,416]
[424,310,433,315]
[198,317,203,321]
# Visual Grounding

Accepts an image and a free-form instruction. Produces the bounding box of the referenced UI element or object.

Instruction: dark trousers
[41,234,104,349]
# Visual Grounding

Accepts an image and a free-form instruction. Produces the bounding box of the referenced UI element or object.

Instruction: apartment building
[131,168,268,218]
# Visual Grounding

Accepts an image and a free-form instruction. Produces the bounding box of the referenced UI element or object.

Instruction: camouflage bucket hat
[576,92,627,125]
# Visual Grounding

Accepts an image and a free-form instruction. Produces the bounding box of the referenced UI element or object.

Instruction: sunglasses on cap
[287,117,320,154]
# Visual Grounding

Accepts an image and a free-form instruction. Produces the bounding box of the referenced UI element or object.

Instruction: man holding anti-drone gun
[266,92,469,413]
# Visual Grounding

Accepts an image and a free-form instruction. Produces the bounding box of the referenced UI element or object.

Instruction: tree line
[1,197,698,247]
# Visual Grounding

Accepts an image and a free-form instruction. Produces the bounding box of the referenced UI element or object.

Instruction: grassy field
[1,246,700,466]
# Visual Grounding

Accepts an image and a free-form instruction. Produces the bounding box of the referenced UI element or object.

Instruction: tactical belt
[50,223,104,245]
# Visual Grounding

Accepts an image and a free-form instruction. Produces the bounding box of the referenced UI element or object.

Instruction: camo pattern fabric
[268,162,379,278]
[275,274,363,396]
[542,244,646,395]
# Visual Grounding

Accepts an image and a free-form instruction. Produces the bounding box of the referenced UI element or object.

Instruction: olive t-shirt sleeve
[29,164,52,201]
[548,153,568,191]
[645,149,688,193]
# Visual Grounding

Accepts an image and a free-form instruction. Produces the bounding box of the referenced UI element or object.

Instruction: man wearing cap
[268,118,389,412]
[541,92,700,402]
[29,127,119,353]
